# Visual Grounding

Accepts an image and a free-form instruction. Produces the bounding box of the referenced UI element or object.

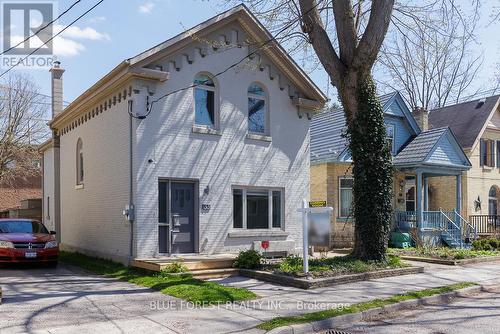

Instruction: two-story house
[40,5,326,264]
[429,95,500,235]
[310,92,472,248]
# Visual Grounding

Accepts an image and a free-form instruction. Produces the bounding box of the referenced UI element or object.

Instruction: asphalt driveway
[0,264,262,334]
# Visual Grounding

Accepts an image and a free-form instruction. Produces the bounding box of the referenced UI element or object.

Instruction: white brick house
[40,5,325,264]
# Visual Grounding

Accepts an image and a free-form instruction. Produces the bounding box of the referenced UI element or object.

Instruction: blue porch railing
[395,210,477,248]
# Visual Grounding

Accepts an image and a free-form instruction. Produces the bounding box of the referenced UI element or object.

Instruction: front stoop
[131,255,237,279]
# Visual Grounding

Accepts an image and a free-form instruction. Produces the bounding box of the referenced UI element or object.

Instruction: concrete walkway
[0,260,499,334]
[324,285,500,333]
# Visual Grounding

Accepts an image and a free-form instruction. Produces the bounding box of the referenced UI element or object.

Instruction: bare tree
[378,1,482,110]
[0,74,48,187]
[222,1,479,260]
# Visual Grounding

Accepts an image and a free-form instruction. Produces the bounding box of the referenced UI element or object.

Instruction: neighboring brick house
[310,92,472,248]
[0,175,42,221]
[40,5,326,264]
[429,95,500,235]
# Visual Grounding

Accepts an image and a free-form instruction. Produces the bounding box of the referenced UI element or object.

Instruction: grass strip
[257,282,476,330]
[59,251,256,304]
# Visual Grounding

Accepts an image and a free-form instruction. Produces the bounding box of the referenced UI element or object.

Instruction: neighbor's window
[385,123,395,154]
[194,73,217,128]
[76,138,84,185]
[480,139,495,167]
[339,177,353,218]
[233,187,283,229]
[247,83,267,134]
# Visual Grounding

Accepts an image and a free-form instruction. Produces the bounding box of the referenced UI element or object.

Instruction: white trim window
[247,83,268,134]
[233,187,283,229]
[339,177,353,218]
[76,138,84,185]
[385,123,395,154]
[194,73,217,128]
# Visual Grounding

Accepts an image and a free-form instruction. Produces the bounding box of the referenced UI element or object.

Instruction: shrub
[277,255,303,273]
[159,261,188,276]
[472,237,500,251]
[233,250,262,269]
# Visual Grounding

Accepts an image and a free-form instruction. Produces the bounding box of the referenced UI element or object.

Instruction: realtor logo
[2,1,53,54]
[1,1,56,69]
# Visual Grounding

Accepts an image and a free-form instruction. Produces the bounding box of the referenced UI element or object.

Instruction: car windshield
[0,221,49,234]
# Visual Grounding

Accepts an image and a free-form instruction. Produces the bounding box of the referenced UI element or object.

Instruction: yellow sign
[309,201,327,208]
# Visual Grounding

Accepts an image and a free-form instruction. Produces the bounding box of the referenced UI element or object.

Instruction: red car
[0,219,59,266]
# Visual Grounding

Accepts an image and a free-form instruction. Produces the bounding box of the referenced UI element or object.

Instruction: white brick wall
[58,97,131,263]
[133,32,310,258]
[49,23,312,262]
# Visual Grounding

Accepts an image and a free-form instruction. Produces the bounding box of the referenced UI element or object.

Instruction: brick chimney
[413,107,429,131]
[50,61,65,119]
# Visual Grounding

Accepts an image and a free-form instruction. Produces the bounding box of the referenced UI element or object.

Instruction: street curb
[400,255,500,266]
[267,284,499,334]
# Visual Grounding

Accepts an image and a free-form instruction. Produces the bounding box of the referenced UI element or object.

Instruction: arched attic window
[194,73,217,128]
[247,83,268,134]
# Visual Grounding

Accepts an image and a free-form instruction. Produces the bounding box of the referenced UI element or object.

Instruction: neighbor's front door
[170,182,195,254]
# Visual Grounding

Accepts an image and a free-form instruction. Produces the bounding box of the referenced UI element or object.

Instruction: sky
[2,0,500,119]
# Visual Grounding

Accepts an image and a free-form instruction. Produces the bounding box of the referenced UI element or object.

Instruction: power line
[0,85,71,105]
[0,0,105,79]
[132,0,325,119]
[1,0,83,56]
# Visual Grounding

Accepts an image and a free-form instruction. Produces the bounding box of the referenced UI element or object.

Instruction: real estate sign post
[298,200,333,273]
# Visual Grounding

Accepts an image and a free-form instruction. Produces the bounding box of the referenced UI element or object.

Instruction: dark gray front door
[170,182,195,254]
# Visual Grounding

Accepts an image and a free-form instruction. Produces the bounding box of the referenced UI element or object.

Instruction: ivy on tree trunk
[345,76,393,260]
[297,0,395,261]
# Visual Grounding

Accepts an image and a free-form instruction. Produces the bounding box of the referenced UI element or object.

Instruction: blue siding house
[310,92,473,248]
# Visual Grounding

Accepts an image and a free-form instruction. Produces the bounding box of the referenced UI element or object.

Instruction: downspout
[128,100,135,265]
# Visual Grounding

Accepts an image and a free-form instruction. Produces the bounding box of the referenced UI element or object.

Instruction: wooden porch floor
[132,253,237,272]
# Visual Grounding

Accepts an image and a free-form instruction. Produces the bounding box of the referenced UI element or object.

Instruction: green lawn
[275,254,408,277]
[388,247,500,260]
[257,282,476,330]
[59,251,256,304]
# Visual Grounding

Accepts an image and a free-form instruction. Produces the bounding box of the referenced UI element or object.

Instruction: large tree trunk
[297,0,394,261]
[340,73,393,260]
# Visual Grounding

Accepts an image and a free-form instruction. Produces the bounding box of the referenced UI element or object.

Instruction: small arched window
[194,73,217,128]
[76,138,84,185]
[489,186,497,198]
[247,83,267,134]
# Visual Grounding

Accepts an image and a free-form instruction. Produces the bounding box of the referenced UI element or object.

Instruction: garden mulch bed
[239,266,424,289]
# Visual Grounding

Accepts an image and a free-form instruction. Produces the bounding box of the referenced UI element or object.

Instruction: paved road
[1,260,500,334]
[327,285,500,334]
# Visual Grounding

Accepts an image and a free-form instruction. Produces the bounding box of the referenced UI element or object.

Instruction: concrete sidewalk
[323,285,500,334]
[0,260,499,333]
